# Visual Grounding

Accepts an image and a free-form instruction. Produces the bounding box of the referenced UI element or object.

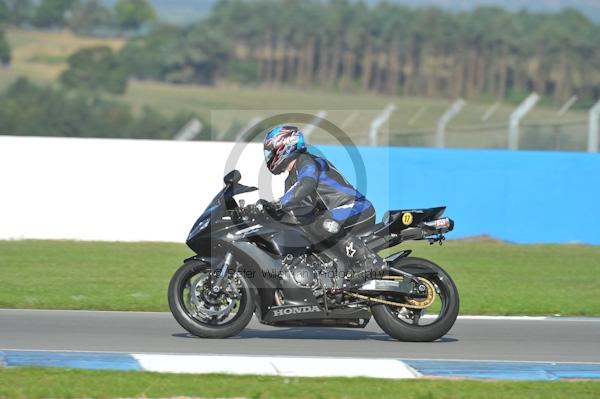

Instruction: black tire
[371,257,459,342]
[168,259,255,338]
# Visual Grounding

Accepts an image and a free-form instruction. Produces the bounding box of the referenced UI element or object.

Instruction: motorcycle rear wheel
[168,259,255,338]
[371,257,459,342]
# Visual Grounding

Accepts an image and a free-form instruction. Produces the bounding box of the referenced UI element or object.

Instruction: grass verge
[0,240,599,315]
[0,368,599,399]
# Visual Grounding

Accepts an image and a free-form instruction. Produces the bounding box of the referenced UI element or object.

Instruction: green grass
[406,241,600,316]
[0,29,589,149]
[0,240,187,311]
[1,240,599,315]
[27,53,69,65]
[0,368,599,399]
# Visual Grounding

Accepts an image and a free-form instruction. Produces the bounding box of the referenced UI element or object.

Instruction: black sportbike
[168,170,459,342]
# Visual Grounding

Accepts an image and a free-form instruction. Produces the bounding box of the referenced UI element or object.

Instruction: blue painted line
[3,350,600,380]
[404,360,600,381]
[1,351,142,371]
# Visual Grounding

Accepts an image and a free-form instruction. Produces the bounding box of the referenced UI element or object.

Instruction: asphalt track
[1,309,599,363]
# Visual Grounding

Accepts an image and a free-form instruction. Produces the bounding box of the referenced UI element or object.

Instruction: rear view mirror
[224,170,242,185]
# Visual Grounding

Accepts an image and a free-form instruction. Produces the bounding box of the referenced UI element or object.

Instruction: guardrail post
[369,104,396,147]
[436,99,465,148]
[303,110,327,140]
[508,93,539,150]
[588,100,600,153]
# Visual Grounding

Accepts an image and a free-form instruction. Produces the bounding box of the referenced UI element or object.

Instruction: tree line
[121,0,600,105]
[3,0,599,105]
[0,0,156,34]
[0,0,197,139]
[0,78,205,139]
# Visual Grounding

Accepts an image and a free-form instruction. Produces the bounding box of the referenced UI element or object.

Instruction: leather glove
[256,199,282,213]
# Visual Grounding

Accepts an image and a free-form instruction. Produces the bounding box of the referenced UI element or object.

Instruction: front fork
[211,252,234,294]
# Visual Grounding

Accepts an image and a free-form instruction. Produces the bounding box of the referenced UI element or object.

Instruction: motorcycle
[168,170,459,342]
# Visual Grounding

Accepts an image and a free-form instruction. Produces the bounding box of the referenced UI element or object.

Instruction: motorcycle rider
[263,125,386,288]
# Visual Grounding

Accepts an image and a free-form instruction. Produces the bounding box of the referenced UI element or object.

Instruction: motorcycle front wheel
[371,257,459,342]
[168,258,255,338]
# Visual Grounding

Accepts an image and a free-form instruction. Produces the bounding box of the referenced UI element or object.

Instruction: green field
[0,29,589,148]
[0,368,599,399]
[1,240,598,315]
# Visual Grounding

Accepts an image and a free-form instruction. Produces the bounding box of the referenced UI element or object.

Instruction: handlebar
[231,200,280,220]
[234,200,316,224]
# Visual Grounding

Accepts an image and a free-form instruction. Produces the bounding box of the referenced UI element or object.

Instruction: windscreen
[187,189,226,241]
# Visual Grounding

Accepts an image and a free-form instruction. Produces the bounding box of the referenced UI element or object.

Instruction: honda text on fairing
[168,170,459,341]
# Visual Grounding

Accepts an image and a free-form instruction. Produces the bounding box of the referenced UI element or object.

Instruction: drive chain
[346,277,436,309]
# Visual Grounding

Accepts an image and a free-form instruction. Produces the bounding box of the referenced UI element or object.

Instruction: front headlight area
[188,217,211,241]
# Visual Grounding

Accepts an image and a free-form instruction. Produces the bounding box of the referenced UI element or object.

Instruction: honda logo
[272,305,321,317]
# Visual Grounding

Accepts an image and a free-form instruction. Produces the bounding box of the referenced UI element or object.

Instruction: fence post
[235,116,262,142]
[369,104,396,147]
[508,93,539,150]
[436,99,465,148]
[173,118,203,141]
[303,110,327,140]
[481,101,500,122]
[589,100,600,153]
[341,111,358,129]
[557,95,577,116]
[408,106,427,126]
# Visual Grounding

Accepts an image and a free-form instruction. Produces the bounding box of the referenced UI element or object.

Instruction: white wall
[0,136,286,242]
